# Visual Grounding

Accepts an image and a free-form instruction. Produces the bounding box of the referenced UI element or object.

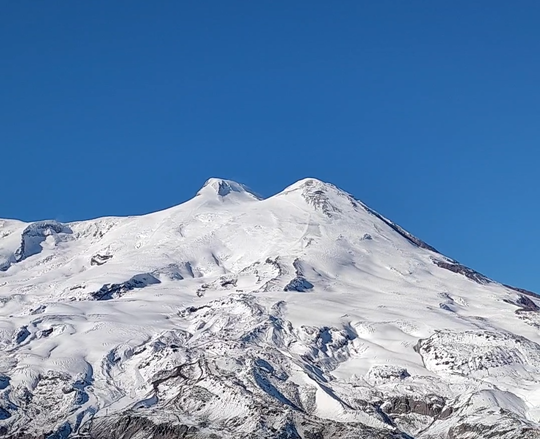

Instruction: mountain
[0,177,539,439]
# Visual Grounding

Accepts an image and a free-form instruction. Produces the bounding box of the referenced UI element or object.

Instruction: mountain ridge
[0,178,538,439]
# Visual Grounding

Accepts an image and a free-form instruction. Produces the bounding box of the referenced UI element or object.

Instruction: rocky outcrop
[91,273,161,300]
[0,257,14,272]
[0,221,72,272]
[447,422,539,439]
[505,284,539,299]
[284,277,313,292]
[504,294,540,313]
[86,413,413,439]
[90,254,112,266]
[284,259,314,292]
[3,178,540,439]
[15,221,72,263]
[88,415,200,439]
[432,258,491,284]
[382,395,447,418]
[516,295,540,312]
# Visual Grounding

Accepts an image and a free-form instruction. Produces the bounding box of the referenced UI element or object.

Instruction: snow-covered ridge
[0,178,538,439]
[196,177,262,201]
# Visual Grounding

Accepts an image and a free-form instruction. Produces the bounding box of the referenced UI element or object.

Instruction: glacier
[0,177,539,438]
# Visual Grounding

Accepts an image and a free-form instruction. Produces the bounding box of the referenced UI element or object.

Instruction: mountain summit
[0,178,538,439]
[196,178,262,201]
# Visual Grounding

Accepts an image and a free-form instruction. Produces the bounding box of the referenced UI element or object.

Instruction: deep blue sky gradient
[1,1,539,291]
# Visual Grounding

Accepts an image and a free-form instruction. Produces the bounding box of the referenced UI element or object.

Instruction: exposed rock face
[504,284,539,298]
[420,389,540,439]
[382,395,446,418]
[87,414,412,439]
[366,365,411,384]
[432,258,491,284]
[504,294,540,313]
[1,178,540,439]
[0,221,72,272]
[15,221,72,263]
[284,277,314,292]
[91,273,161,300]
[283,259,315,292]
[73,295,415,439]
[0,259,13,272]
[516,295,540,312]
[88,415,200,439]
[416,329,540,376]
[446,423,539,439]
[90,254,113,266]
[289,179,345,218]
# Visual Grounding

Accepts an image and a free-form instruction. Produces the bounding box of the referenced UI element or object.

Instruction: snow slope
[0,178,539,439]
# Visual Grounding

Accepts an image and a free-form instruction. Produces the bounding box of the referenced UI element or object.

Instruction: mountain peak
[196,178,261,201]
[2,176,540,438]
[275,177,358,218]
[282,177,330,192]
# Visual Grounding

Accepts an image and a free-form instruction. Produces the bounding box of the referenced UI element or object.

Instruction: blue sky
[1,1,539,291]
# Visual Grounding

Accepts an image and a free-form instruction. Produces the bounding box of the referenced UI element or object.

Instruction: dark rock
[284,277,313,292]
[90,254,112,266]
[220,278,237,288]
[516,295,540,312]
[265,258,284,276]
[15,221,72,263]
[295,180,342,217]
[439,303,454,312]
[0,221,71,272]
[89,415,198,439]
[432,259,491,284]
[91,274,161,300]
[367,365,410,382]
[504,284,539,298]
[31,305,47,315]
[39,328,53,338]
[0,258,13,272]
[382,395,446,418]
[448,422,539,439]
[15,326,31,344]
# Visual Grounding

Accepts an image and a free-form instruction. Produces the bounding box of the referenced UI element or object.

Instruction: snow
[0,177,539,438]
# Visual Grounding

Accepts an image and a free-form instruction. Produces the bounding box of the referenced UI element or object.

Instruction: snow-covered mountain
[0,177,539,439]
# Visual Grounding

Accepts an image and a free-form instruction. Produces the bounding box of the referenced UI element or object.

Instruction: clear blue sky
[1,2,539,291]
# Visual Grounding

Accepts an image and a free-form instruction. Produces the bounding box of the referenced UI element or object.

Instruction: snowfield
[0,177,539,438]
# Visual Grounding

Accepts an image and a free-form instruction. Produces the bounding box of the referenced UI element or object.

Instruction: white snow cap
[281,177,329,191]
[196,177,261,201]
[1,176,540,438]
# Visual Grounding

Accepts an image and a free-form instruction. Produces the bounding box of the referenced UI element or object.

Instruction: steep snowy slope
[0,178,539,439]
